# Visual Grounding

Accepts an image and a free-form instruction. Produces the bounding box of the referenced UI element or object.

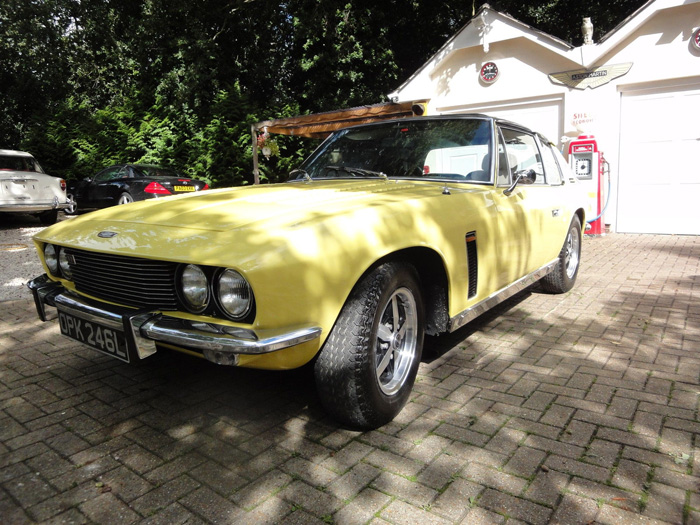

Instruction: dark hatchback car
[66,164,209,214]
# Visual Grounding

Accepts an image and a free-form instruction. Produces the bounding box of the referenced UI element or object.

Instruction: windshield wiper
[326,166,387,179]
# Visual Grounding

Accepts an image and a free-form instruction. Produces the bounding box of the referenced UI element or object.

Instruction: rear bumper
[27,275,321,366]
[0,198,71,213]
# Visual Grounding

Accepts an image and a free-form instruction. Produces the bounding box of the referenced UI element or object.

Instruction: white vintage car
[0,150,70,224]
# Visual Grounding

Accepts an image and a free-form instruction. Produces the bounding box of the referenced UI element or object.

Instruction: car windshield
[0,155,43,173]
[294,118,493,182]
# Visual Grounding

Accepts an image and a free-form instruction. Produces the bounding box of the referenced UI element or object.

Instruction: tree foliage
[1,0,646,186]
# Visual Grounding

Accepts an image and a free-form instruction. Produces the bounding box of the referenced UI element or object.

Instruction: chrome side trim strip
[448,260,557,332]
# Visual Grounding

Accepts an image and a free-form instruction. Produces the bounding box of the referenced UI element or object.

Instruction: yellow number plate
[174,186,196,192]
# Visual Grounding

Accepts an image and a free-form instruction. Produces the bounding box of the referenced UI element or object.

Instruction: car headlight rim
[58,248,73,280]
[179,264,210,313]
[44,244,59,275]
[216,268,253,320]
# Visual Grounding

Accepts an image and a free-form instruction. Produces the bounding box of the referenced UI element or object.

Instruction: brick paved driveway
[1,234,699,524]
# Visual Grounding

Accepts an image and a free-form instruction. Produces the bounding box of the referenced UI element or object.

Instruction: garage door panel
[618,83,700,234]
[440,98,563,147]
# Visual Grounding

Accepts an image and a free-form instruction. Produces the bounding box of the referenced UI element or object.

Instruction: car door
[90,166,128,208]
[491,126,567,287]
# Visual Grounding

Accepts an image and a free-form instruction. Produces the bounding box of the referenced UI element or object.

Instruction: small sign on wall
[549,63,633,90]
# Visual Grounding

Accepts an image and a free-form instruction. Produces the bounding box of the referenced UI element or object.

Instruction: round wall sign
[480,62,499,83]
[693,28,700,51]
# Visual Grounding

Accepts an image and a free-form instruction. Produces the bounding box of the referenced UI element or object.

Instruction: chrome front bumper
[27,275,321,366]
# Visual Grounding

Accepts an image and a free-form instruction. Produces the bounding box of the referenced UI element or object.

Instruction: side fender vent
[465,231,478,299]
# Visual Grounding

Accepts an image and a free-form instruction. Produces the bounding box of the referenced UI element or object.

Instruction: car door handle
[551,209,561,217]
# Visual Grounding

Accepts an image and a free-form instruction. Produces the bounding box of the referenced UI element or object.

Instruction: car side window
[500,127,545,184]
[538,139,563,185]
[94,167,123,182]
[496,130,511,186]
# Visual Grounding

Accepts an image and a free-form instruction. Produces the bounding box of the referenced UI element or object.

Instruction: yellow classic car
[28,115,585,429]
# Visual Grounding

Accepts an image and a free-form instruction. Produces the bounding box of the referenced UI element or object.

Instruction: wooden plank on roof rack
[254,101,418,138]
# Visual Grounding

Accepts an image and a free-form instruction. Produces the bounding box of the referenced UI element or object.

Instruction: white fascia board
[387,0,699,102]
[579,0,699,68]
[388,6,574,101]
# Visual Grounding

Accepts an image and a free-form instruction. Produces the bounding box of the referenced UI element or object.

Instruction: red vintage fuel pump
[568,135,607,235]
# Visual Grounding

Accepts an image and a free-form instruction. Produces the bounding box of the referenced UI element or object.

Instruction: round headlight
[44,244,59,275]
[58,248,73,280]
[216,269,253,319]
[180,264,209,312]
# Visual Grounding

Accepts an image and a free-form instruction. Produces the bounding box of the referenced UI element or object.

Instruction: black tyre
[38,209,58,225]
[65,194,78,215]
[314,262,425,429]
[118,192,134,205]
[540,216,581,294]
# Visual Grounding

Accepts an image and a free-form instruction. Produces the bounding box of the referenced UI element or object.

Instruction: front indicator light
[180,264,209,313]
[217,269,253,320]
[44,244,59,275]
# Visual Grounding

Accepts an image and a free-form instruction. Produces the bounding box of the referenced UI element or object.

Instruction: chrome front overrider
[27,275,322,365]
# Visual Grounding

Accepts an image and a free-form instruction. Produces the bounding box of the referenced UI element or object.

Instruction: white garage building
[388,0,700,234]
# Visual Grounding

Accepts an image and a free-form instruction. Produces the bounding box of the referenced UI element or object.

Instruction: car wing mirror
[503,169,536,196]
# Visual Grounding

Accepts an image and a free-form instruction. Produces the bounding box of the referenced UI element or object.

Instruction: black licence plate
[58,310,130,363]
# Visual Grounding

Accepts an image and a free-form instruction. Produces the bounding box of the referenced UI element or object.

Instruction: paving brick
[179,486,244,523]
[523,435,585,460]
[130,475,201,516]
[478,488,553,524]
[326,462,381,501]
[278,479,343,517]
[582,439,622,467]
[432,478,483,521]
[332,487,391,524]
[79,492,141,524]
[543,454,610,483]
[462,462,528,495]
[503,446,547,478]
[643,482,686,523]
[550,493,599,524]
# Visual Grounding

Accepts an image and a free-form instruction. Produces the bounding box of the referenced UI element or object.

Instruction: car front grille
[64,248,179,310]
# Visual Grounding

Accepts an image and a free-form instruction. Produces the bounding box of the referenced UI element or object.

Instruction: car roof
[0,149,34,157]
[335,113,550,145]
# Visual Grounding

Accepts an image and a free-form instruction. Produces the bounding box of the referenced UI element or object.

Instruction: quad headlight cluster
[177,265,254,320]
[43,243,74,280]
[43,243,254,322]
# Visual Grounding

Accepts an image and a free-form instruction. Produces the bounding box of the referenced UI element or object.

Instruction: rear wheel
[314,262,424,429]
[540,216,581,293]
[65,194,77,215]
[118,192,134,205]
[38,209,58,225]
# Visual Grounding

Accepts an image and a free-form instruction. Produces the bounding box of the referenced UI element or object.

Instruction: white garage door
[439,97,563,146]
[617,83,700,234]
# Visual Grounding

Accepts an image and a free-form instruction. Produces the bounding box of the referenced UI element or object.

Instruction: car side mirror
[503,169,536,196]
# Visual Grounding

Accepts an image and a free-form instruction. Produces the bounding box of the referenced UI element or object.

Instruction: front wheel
[118,192,134,205]
[314,262,425,429]
[540,216,582,293]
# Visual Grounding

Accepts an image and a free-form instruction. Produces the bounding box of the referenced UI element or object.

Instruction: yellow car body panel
[33,176,581,369]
